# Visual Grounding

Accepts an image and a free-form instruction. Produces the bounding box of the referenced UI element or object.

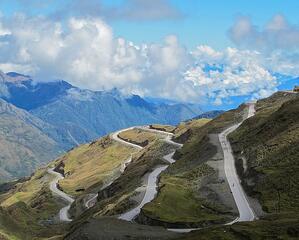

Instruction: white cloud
[184,46,277,104]
[0,14,286,107]
[229,14,299,51]
[228,15,299,77]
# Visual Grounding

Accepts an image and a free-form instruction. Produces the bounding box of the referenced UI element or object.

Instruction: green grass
[174,118,211,140]
[177,213,299,240]
[229,94,299,214]
[1,169,55,208]
[150,124,176,133]
[57,136,136,195]
[174,107,245,162]
[142,164,227,225]
[139,109,246,227]
[70,140,172,226]
[118,128,162,146]
[0,202,65,240]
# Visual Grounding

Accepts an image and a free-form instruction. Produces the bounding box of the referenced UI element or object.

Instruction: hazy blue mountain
[0,71,203,148]
[0,72,72,110]
[192,110,225,120]
[31,88,203,145]
[0,99,64,182]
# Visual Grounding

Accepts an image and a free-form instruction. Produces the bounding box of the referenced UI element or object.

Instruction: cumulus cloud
[0,14,282,106]
[229,14,299,51]
[228,15,299,77]
[185,46,277,105]
[0,15,190,97]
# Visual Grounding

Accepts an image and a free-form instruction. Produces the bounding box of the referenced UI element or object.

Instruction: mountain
[0,71,203,181]
[0,71,203,146]
[0,71,72,111]
[229,92,299,213]
[0,99,63,182]
[191,110,225,120]
[30,88,202,145]
[0,91,298,239]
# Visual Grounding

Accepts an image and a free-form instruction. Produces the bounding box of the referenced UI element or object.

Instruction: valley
[0,90,298,240]
[0,2,298,239]
[0,71,203,182]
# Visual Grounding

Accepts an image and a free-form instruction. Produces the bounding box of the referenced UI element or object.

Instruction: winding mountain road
[111,127,143,150]
[219,102,256,223]
[116,103,257,232]
[47,168,74,222]
[84,155,133,209]
[115,127,182,221]
[48,103,256,227]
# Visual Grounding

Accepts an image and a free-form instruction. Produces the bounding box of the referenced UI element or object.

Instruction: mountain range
[0,89,298,240]
[0,71,203,182]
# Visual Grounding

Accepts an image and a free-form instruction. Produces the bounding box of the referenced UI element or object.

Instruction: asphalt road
[48,168,74,222]
[49,103,256,227]
[115,126,182,221]
[219,102,256,223]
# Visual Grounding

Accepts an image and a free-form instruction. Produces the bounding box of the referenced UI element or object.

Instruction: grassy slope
[94,140,173,216]
[142,164,221,225]
[150,124,176,133]
[0,99,62,182]
[173,118,211,141]
[56,136,136,196]
[118,128,162,146]
[0,169,65,240]
[175,93,299,239]
[0,134,137,239]
[68,139,174,233]
[229,92,299,213]
[141,110,245,227]
[178,213,299,240]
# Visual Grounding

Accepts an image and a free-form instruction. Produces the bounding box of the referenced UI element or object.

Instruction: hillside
[30,88,203,144]
[175,91,299,240]
[229,92,299,213]
[0,71,203,181]
[0,91,298,239]
[0,99,63,182]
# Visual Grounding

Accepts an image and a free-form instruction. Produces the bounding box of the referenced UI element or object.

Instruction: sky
[0,0,298,106]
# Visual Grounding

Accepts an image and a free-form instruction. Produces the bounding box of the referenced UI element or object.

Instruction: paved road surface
[84,130,142,210]
[48,168,74,222]
[111,127,143,150]
[116,126,182,221]
[219,102,256,223]
[119,165,169,221]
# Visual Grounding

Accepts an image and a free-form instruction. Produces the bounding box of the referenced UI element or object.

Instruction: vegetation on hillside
[0,99,62,183]
[177,213,299,240]
[118,128,162,146]
[0,169,65,239]
[56,136,136,196]
[229,92,299,214]
[140,109,246,227]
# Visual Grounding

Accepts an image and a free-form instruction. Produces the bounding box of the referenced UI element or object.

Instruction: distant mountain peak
[0,71,31,83]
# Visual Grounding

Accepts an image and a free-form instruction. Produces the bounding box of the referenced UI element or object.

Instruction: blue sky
[1,0,299,49]
[0,0,298,106]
